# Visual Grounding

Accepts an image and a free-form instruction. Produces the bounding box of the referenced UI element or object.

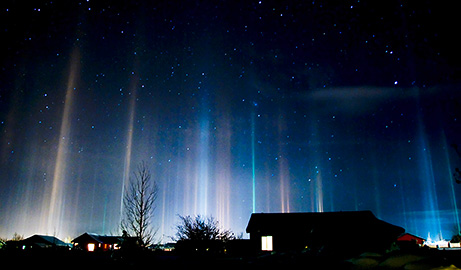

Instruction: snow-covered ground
[348,250,461,270]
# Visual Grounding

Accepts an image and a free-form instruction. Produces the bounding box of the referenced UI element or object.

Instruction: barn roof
[246,210,404,236]
[22,234,68,247]
[397,232,426,241]
[72,233,122,244]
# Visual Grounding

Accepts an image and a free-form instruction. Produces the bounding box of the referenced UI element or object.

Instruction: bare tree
[174,215,235,242]
[121,161,158,247]
[11,232,24,241]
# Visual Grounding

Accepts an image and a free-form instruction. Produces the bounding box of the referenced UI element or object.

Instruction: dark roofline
[72,232,123,244]
[246,210,403,233]
[72,233,103,244]
[22,234,68,246]
[398,232,426,241]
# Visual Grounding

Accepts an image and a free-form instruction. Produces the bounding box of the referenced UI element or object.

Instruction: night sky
[1,0,460,242]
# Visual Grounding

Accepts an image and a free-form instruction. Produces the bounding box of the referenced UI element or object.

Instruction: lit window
[87,243,95,252]
[261,236,273,251]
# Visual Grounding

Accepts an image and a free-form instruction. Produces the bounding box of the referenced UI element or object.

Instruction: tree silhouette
[174,215,234,242]
[121,161,158,247]
[173,215,235,254]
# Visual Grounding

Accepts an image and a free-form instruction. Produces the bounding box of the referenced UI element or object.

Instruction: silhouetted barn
[246,211,404,256]
[19,234,68,250]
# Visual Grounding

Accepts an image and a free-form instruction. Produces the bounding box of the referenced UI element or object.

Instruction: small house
[246,210,404,256]
[19,234,69,250]
[72,233,121,251]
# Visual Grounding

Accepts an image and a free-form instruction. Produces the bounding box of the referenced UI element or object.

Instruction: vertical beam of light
[43,48,79,236]
[279,158,290,213]
[315,169,324,212]
[183,137,197,215]
[160,182,166,243]
[102,196,108,234]
[395,138,408,230]
[173,147,183,217]
[398,174,409,231]
[310,115,323,213]
[198,118,210,216]
[417,118,442,240]
[119,78,137,224]
[159,161,171,243]
[277,116,290,213]
[215,117,231,229]
[309,176,315,212]
[9,143,42,237]
[251,112,256,213]
[442,132,460,234]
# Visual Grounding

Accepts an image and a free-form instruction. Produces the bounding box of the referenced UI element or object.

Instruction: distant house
[72,233,122,252]
[397,233,425,246]
[246,211,404,256]
[72,232,141,251]
[18,234,69,250]
[151,242,176,252]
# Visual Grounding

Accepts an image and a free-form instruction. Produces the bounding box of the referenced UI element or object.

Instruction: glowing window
[87,243,95,252]
[261,236,273,251]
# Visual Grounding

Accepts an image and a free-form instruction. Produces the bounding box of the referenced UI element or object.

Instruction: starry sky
[1,0,460,242]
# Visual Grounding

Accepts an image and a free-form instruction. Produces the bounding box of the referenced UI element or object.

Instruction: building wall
[397,234,425,245]
[250,231,310,253]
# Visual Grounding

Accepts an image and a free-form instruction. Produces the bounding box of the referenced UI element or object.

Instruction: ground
[2,248,461,269]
